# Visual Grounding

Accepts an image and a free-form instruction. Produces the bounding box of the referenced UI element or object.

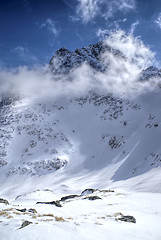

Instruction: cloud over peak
[105,30,155,69]
[1,29,157,102]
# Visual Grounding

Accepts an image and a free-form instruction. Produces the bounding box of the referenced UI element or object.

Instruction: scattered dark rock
[84,196,102,201]
[0,160,7,167]
[19,220,32,229]
[0,198,9,205]
[16,208,27,213]
[109,136,125,149]
[36,200,62,207]
[60,195,79,202]
[99,189,115,193]
[117,215,136,223]
[81,189,97,196]
[28,208,37,214]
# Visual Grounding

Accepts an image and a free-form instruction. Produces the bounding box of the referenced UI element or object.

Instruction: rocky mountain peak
[55,47,71,56]
[49,41,161,85]
[49,41,125,74]
[139,65,161,81]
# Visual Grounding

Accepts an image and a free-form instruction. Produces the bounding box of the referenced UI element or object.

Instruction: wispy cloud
[97,18,127,39]
[154,13,161,29]
[40,18,60,37]
[62,0,75,9]
[73,0,136,24]
[97,28,110,40]
[129,20,140,34]
[13,46,38,63]
[103,0,136,20]
[73,0,100,24]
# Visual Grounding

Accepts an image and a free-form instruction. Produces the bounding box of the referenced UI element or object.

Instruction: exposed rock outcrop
[49,41,125,74]
[0,198,9,205]
[19,220,32,229]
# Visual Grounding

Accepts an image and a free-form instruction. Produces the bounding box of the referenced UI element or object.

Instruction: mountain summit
[49,41,124,74]
[139,65,161,81]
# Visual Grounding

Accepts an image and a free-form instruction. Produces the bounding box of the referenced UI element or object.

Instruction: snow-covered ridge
[49,41,125,74]
[139,65,161,81]
[49,40,161,87]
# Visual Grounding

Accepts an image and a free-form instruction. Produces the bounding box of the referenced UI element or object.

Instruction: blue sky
[1,0,161,67]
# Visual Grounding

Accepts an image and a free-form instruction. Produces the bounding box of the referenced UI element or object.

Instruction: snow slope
[1,189,161,240]
[0,41,161,239]
[0,90,161,194]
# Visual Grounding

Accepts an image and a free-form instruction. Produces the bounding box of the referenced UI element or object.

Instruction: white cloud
[74,0,136,23]
[154,13,161,29]
[105,30,155,69]
[13,46,38,62]
[103,0,136,20]
[1,30,157,101]
[74,0,100,23]
[97,19,127,40]
[129,20,140,35]
[40,18,60,37]
[97,28,110,40]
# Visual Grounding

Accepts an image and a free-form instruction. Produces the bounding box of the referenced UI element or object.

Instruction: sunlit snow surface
[0,89,161,239]
[0,189,161,240]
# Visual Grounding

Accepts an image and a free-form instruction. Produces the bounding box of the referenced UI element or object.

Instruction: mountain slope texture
[0,41,161,240]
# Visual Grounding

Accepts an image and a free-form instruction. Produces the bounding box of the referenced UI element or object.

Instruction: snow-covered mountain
[139,65,161,81]
[0,42,161,240]
[49,41,125,74]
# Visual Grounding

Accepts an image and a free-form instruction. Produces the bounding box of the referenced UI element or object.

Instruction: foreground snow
[0,188,161,240]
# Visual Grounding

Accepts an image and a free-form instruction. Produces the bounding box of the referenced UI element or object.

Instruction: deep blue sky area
[1,0,161,67]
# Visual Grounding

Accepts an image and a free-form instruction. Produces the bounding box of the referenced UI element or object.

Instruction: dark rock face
[117,215,136,223]
[0,94,19,108]
[49,41,161,91]
[0,198,9,205]
[60,195,79,202]
[109,136,125,149]
[84,196,102,200]
[16,208,27,213]
[19,220,32,229]
[36,200,62,207]
[81,189,97,196]
[49,41,124,74]
[28,208,37,213]
[100,189,114,193]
